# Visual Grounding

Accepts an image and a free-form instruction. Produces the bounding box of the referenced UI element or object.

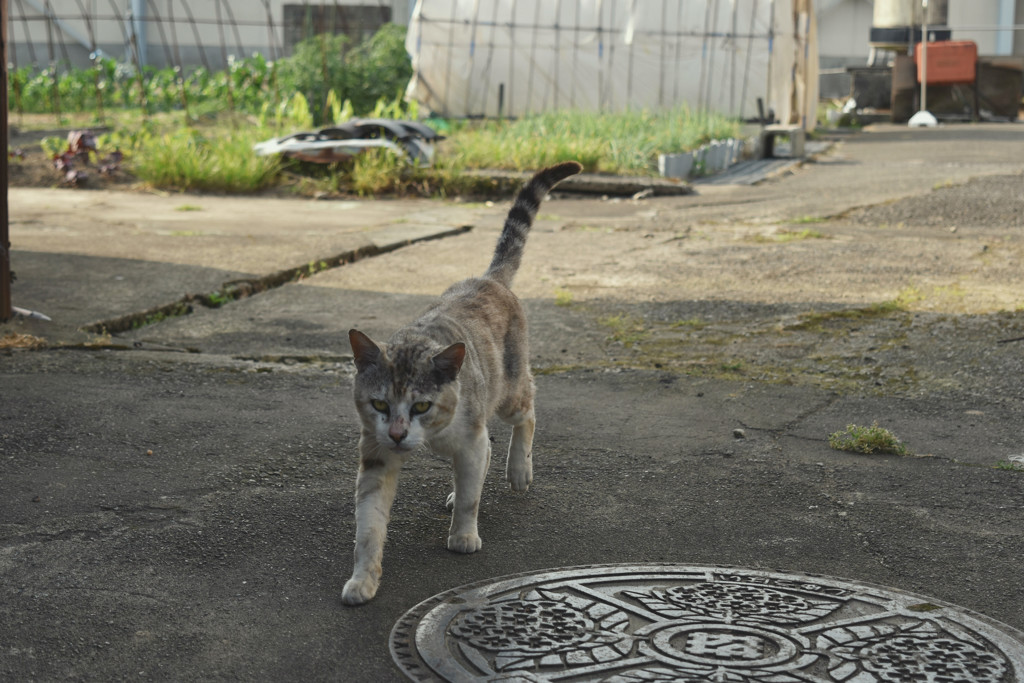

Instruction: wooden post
[1,0,12,322]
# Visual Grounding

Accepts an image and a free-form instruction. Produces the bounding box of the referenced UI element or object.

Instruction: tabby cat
[341,161,582,605]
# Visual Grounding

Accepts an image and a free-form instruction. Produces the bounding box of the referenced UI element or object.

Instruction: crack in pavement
[79,224,473,336]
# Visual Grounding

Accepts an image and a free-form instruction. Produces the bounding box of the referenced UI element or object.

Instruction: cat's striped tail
[484,161,583,287]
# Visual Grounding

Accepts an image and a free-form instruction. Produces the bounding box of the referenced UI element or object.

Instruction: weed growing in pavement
[553,288,574,307]
[304,260,330,277]
[778,229,828,241]
[130,302,192,329]
[993,460,1024,472]
[203,291,231,307]
[669,318,707,330]
[828,422,910,456]
[598,314,649,347]
[0,332,47,350]
[748,229,829,243]
[787,288,923,332]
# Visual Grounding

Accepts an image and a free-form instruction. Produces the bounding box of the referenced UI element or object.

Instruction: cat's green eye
[371,399,389,414]
[410,401,432,416]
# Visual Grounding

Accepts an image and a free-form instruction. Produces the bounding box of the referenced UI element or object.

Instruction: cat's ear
[432,342,466,383]
[349,329,382,372]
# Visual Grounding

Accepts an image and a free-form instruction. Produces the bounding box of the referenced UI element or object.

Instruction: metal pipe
[944,24,1024,31]
[996,0,1015,54]
[921,0,928,114]
[131,0,146,66]
[2,0,11,322]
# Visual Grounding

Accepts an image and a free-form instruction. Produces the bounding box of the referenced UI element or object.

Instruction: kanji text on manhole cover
[389,564,1024,682]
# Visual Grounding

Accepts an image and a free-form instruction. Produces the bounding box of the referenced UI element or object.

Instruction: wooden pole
[1,0,12,322]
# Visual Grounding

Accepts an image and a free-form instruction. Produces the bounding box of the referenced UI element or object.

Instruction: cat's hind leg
[446,441,490,510]
[446,428,491,553]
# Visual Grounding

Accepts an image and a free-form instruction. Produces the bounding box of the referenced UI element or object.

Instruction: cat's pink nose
[389,427,408,444]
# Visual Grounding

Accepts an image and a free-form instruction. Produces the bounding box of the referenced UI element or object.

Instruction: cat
[341,161,582,605]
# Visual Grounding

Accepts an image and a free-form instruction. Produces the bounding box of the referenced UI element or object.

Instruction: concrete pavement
[2,123,1023,681]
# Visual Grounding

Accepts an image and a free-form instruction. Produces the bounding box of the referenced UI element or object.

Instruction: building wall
[818,0,1023,62]
[948,0,1001,54]
[1017,0,1024,53]
[8,0,413,71]
[818,0,875,61]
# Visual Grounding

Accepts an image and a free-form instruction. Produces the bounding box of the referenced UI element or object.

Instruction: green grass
[828,423,910,455]
[446,106,740,176]
[24,96,741,197]
[262,103,739,196]
[127,125,283,193]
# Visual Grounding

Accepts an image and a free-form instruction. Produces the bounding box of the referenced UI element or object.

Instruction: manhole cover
[390,564,1024,682]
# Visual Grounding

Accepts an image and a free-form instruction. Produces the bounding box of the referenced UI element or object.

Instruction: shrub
[274,23,412,125]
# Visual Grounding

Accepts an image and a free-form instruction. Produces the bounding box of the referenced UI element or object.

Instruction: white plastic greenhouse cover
[405,0,818,128]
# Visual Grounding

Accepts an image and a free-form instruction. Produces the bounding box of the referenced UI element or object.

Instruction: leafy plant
[829,423,910,455]
[280,92,314,130]
[7,25,410,123]
[274,24,412,125]
[42,129,123,186]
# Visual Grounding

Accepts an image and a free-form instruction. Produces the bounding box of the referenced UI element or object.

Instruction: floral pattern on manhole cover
[389,564,1024,682]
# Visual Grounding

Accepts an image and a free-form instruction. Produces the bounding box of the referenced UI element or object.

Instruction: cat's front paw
[506,464,533,492]
[341,575,379,605]
[447,532,482,553]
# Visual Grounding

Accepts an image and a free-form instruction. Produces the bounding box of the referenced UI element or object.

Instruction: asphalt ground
[2,123,1024,681]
